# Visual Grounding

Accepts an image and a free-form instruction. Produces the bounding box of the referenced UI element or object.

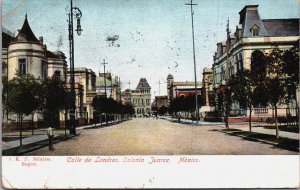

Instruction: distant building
[202,67,213,106]
[96,72,121,101]
[151,95,168,112]
[167,74,202,101]
[66,67,96,124]
[121,89,132,105]
[121,78,151,116]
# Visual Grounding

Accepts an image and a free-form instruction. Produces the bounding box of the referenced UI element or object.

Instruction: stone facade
[167,76,202,100]
[66,67,96,123]
[212,5,299,117]
[121,78,151,116]
[3,15,68,128]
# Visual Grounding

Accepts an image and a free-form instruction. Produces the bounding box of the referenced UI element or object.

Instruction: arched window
[54,70,61,78]
[251,50,266,79]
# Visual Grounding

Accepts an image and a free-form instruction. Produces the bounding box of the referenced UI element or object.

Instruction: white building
[212,5,299,118]
[121,78,151,116]
[3,15,68,129]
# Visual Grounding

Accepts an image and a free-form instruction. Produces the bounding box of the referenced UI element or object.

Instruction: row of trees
[92,96,135,125]
[169,94,204,119]
[216,46,299,138]
[3,73,72,145]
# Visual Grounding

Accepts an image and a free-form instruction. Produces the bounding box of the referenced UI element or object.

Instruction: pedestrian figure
[47,127,54,151]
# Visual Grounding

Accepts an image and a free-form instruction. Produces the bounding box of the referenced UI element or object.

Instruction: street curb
[2,119,130,156]
[2,134,77,156]
[220,130,299,152]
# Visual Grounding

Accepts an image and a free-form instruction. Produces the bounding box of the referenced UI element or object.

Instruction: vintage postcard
[1,0,299,188]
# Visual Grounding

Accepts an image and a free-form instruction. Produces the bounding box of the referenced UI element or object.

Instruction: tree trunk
[225,105,230,129]
[225,115,229,129]
[275,104,279,138]
[31,112,34,135]
[105,113,108,126]
[249,108,252,132]
[64,111,67,139]
[19,116,23,146]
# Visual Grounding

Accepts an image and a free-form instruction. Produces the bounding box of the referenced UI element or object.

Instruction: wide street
[26,118,296,155]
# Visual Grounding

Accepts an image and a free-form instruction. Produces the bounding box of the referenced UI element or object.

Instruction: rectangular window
[18,58,26,75]
[252,29,259,36]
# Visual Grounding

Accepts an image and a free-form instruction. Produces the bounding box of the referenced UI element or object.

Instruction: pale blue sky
[2,0,299,98]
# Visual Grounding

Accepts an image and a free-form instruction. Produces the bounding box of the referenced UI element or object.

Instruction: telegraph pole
[101,59,108,98]
[158,80,162,96]
[128,80,131,90]
[119,77,121,102]
[186,0,199,125]
[110,69,113,98]
[226,17,231,81]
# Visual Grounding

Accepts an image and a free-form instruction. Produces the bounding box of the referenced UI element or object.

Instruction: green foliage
[264,48,287,106]
[169,94,203,114]
[282,46,299,102]
[6,73,42,118]
[92,96,134,115]
[229,70,253,109]
[158,106,168,115]
[251,50,267,82]
[43,75,68,127]
[123,103,135,115]
[217,85,232,128]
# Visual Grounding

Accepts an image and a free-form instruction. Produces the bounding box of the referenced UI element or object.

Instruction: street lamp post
[68,0,83,135]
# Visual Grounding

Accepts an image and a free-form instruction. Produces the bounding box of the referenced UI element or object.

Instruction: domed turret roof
[167,74,174,79]
[14,15,40,43]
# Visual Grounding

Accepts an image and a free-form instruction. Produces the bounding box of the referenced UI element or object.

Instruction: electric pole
[101,59,108,98]
[128,80,131,90]
[158,80,162,96]
[110,69,113,98]
[119,77,121,102]
[186,0,199,125]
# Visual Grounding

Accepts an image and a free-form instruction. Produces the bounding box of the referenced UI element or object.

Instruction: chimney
[39,36,43,44]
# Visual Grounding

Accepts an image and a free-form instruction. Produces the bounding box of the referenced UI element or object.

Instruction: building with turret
[212,5,299,119]
[3,15,68,128]
[121,78,151,116]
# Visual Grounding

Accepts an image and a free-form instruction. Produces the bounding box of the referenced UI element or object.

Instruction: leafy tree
[229,70,255,131]
[2,76,9,122]
[169,94,203,120]
[6,74,41,146]
[251,50,267,83]
[283,46,299,109]
[43,75,67,129]
[158,106,168,115]
[29,78,44,135]
[265,48,286,138]
[63,90,73,138]
[122,103,135,119]
[218,84,232,129]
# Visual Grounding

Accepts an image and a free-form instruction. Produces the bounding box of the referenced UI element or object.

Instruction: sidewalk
[235,126,299,140]
[162,116,298,140]
[2,119,127,155]
[161,116,258,126]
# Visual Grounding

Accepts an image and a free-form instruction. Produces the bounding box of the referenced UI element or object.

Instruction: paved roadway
[27,118,297,155]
